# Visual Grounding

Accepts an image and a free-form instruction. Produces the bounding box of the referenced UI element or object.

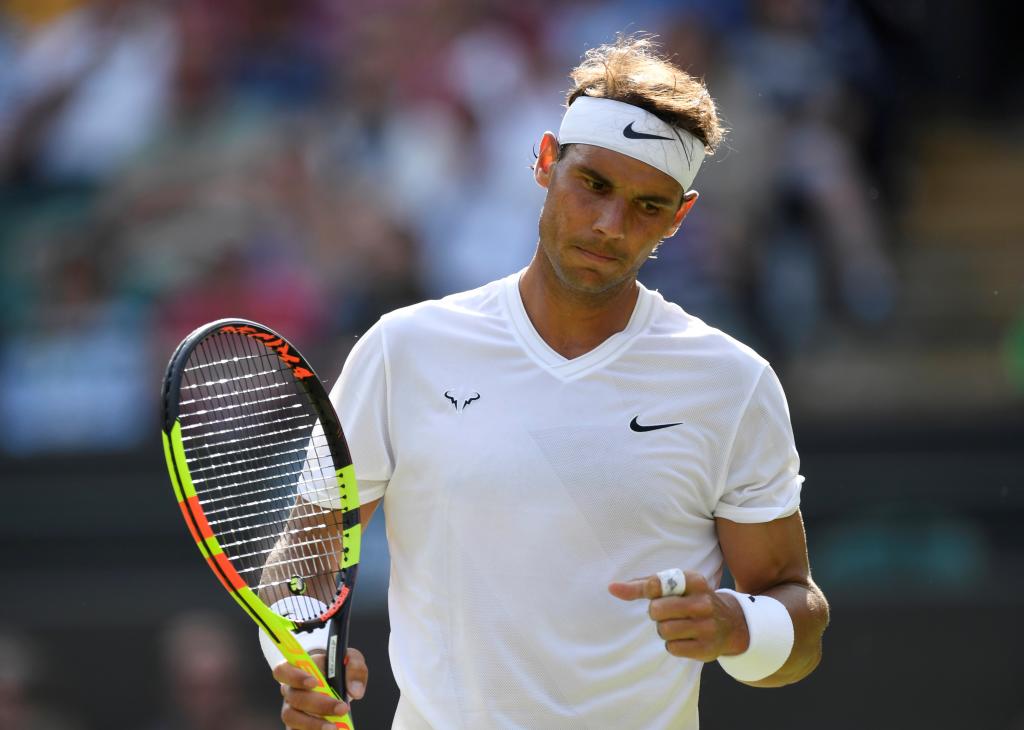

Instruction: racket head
[160,318,360,708]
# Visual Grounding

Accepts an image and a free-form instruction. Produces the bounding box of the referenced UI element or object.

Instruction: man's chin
[553,262,630,297]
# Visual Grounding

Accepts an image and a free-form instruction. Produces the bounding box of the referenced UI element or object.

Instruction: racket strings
[182,351,266,372]
[194,472,333,504]
[177,331,345,608]
[179,393,299,421]
[181,418,314,449]
[187,446,310,475]
[178,402,306,433]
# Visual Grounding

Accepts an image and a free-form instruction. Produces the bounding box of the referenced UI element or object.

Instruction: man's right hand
[274,648,367,730]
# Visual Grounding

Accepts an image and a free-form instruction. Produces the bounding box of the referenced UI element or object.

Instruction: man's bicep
[360,498,381,528]
[715,510,811,595]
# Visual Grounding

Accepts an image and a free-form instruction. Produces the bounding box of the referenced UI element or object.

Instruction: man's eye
[641,202,661,215]
[584,178,606,191]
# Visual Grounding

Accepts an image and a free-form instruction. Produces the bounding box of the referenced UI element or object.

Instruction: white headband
[557,96,706,192]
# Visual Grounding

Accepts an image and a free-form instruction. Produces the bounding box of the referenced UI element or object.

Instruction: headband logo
[622,122,673,141]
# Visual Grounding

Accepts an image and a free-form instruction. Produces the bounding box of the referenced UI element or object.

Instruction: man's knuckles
[682,571,709,593]
[656,618,693,641]
[648,593,713,621]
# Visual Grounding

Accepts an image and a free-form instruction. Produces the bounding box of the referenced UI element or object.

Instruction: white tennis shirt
[331,272,803,729]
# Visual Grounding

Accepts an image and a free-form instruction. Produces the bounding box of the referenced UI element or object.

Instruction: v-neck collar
[501,270,655,382]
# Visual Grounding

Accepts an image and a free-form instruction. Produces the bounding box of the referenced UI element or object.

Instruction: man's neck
[518,255,640,360]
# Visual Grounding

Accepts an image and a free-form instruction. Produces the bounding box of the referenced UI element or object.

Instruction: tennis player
[273,36,830,730]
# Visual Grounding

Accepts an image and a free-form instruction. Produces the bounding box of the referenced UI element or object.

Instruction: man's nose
[592,199,627,240]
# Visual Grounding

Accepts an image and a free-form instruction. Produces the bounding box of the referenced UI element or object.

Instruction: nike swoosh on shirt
[629,416,682,432]
[622,122,673,141]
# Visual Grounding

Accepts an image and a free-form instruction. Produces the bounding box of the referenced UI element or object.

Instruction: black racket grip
[325,616,348,702]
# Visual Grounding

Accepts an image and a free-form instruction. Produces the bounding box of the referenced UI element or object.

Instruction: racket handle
[326,614,348,701]
[302,659,353,729]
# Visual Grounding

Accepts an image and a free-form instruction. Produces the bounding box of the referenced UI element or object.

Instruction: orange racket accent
[220,325,314,379]
[178,495,214,544]
[294,657,325,686]
[179,500,202,544]
[182,495,214,539]
[207,551,246,590]
[322,584,351,621]
[275,342,301,364]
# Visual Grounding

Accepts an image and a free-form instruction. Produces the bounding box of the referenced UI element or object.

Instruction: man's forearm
[742,579,829,687]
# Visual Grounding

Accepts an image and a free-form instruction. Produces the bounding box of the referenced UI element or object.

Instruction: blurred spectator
[418,21,561,294]
[0,632,81,730]
[0,0,177,186]
[690,0,896,358]
[150,611,277,730]
[0,241,151,455]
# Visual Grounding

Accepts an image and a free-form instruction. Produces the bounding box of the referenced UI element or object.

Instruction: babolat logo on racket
[218,325,315,380]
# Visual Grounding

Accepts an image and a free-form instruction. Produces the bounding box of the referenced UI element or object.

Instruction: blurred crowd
[0,613,279,730]
[0,0,940,454]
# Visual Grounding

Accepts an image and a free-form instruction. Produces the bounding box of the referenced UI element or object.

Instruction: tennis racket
[161,319,360,729]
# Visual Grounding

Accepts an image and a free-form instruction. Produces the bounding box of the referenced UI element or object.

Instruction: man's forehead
[563,143,683,197]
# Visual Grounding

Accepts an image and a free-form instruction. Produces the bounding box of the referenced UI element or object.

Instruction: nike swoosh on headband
[622,122,673,141]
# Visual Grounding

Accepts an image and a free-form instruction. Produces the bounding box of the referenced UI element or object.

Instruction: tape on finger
[657,568,687,597]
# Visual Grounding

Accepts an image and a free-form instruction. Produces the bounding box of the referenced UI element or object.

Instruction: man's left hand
[609,571,750,662]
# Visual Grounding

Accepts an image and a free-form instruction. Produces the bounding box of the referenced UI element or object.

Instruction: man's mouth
[573,245,617,262]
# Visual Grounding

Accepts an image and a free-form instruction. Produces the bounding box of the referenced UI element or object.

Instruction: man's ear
[665,190,699,238]
[533,132,559,189]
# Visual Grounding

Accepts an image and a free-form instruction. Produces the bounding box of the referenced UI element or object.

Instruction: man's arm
[715,509,829,686]
[260,498,382,604]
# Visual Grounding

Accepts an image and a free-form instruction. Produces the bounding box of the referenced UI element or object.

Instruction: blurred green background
[1,0,1021,728]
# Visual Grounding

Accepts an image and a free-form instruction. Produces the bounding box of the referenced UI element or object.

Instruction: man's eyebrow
[576,164,614,188]
[635,192,677,207]
[576,164,677,206]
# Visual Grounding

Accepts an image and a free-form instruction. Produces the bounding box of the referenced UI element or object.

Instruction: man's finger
[273,660,320,690]
[664,638,717,662]
[344,647,368,700]
[282,685,349,719]
[608,575,662,601]
[655,618,701,642]
[282,701,348,730]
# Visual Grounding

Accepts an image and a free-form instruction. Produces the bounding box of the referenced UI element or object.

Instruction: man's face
[535,138,691,297]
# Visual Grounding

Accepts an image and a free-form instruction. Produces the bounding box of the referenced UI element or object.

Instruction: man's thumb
[608,575,663,601]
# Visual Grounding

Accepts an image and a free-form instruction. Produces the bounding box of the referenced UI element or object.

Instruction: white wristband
[259,597,329,669]
[715,589,794,682]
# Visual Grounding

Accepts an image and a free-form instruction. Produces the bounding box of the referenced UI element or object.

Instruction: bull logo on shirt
[444,389,480,412]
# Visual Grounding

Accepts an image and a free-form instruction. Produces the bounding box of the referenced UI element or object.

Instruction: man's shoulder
[643,287,768,372]
[638,286,770,395]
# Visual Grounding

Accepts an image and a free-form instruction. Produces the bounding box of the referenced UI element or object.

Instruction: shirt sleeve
[713,365,803,523]
[330,320,394,505]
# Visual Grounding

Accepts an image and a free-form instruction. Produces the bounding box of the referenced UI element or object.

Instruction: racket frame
[161,318,360,729]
